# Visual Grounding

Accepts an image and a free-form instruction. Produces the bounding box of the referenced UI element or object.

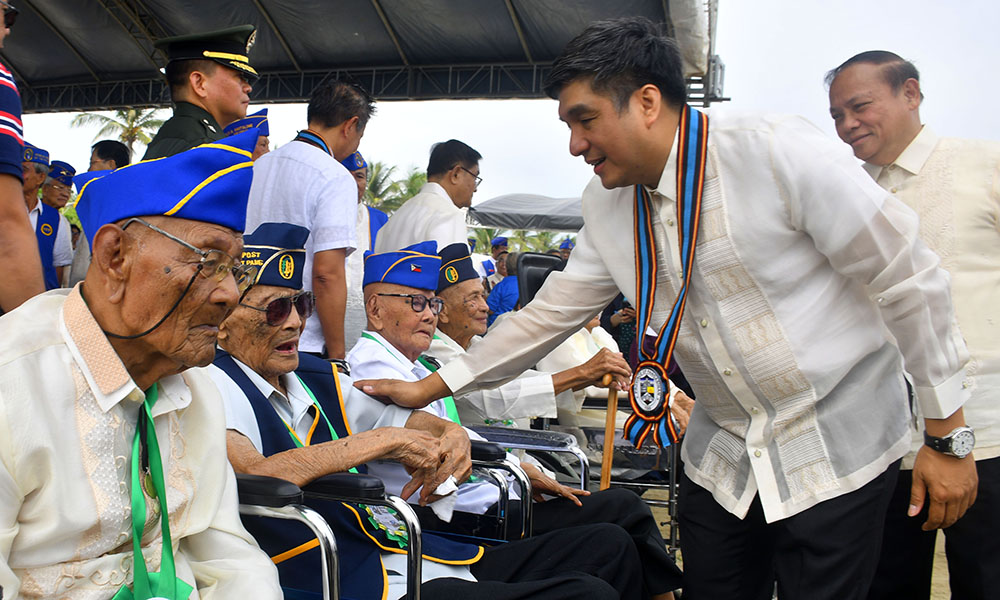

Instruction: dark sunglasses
[240,291,315,326]
[375,292,445,315]
[3,4,17,29]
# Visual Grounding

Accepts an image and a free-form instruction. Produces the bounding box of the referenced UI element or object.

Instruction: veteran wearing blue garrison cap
[41,160,75,209]
[22,142,72,290]
[0,128,281,599]
[559,237,574,260]
[224,108,270,160]
[144,25,258,160]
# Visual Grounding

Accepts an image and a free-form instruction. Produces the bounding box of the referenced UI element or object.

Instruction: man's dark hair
[164,59,218,99]
[91,140,131,168]
[427,139,482,178]
[307,80,376,131]
[543,17,687,111]
[825,50,923,99]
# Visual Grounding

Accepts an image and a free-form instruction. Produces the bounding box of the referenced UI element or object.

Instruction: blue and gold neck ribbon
[624,104,708,449]
[293,129,332,156]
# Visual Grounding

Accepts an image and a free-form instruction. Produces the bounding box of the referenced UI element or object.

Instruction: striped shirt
[0,61,22,182]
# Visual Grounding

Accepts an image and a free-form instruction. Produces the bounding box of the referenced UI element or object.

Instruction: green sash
[360,332,461,425]
[113,384,194,600]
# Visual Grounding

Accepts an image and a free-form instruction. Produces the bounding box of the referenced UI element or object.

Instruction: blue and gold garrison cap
[363,241,440,290]
[241,223,309,291]
[340,151,367,172]
[437,242,480,294]
[223,108,269,137]
[560,238,575,250]
[73,129,258,246]
[490,236,508,249]
[155,25,258,81]
[23,142,49,166]
[48,160,75,187]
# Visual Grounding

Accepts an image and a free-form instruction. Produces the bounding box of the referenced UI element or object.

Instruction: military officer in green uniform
[143,25,258,160]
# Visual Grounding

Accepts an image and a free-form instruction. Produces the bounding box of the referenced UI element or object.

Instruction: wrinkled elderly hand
[671,391,695,437]
[385,429,444,500]
[520,462,590,507]
[574,347,632,391]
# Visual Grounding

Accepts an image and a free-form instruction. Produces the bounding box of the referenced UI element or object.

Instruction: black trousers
[868,456,1000,600]
[677,461,899,600]
[417,523,642,600]
[415,488,682,597]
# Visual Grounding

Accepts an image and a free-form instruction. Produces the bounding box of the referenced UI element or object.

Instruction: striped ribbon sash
[624,105,708,449]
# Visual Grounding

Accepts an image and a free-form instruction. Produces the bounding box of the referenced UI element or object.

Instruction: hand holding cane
[600,373,617,491]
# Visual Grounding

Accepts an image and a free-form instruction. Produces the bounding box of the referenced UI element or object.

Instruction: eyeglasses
[3,3,17,29]
[459,166,482,189]
[376,293,445,315]
[122,218,257,295]
[240,291,315,326]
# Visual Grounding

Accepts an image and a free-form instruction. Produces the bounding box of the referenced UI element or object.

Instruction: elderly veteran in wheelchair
[349,242,682,600]
[208,225,644,600]
[0,130,282,599]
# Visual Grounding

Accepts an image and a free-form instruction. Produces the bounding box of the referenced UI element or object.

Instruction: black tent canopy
[467,193,583,232]
[2,0,723,113]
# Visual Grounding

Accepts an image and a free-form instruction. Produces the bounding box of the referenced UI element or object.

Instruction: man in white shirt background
[375,139,482,253]
[828,50,1000,600]
[247,80,374,360]
[357,18,977,600]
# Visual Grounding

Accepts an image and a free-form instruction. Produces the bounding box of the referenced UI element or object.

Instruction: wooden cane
[599,373,618,491]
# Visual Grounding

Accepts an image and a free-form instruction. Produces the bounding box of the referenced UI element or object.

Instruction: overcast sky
[21,0,1000,205]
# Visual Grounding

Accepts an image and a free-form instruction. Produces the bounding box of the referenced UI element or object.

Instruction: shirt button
[962,381,970,389]
[751,406,759,414]
[890,187,898,193]
[877,297,885,304]
[700,318,708,328]
[888,164,897,171]
[666,218,675,226]
[723,368,732,376]
[753,449,762,458]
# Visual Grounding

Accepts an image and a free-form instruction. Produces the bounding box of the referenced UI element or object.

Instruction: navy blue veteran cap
[437,242,480,293]
[48,160,75,187]
[155,25,258,81]
[73,129,258,247]
[340,151,366,172]
[242,223,309,290]
[363,241,440,290]
[224,108,268,137]
[23,142,49,166]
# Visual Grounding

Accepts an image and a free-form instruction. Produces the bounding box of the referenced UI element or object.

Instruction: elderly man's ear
[89,224,132,304]
[365,293,384,331]
[436,303,452,325]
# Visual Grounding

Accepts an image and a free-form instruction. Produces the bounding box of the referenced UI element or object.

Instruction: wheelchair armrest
[236,473,303,507]
[469,425,580,450]
[470,440,506,461]
[302,472,386,501]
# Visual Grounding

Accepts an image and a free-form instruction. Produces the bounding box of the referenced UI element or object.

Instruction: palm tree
[508,229,558,253]
[469,227,505,254]
[70,108,166,153]
[364,160,398,207]
[377,167,427,214]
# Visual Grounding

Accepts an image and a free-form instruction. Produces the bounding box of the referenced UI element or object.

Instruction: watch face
[951,430,975,457]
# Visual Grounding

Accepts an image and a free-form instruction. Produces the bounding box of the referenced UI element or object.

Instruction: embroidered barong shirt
[435,110,969,523]
[864,126,1000,466]
[0,287,280,599]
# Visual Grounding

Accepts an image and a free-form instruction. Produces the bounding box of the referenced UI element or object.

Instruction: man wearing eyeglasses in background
[375,139,483,254]
[0,1,46,311]
[0,130,281,599]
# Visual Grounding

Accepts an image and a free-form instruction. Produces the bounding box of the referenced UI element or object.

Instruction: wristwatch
[924,426,975,458]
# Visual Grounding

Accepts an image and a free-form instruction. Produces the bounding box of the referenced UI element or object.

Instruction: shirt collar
[650,126,681,202]
[231,355,313,416]
[27,202,42,217]
[59,283,192,415]
[361,329,429,378]
[863,125,937,179]
[420,182,464,212]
